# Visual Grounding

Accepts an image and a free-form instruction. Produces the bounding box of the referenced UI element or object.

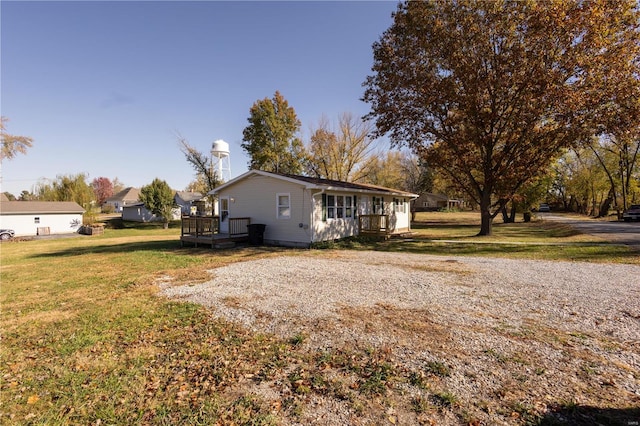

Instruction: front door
[219,197,229,233]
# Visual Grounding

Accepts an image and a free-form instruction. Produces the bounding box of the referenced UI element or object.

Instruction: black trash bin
[247,224,266,245]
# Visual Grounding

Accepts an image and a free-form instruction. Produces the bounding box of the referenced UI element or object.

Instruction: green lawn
[1,216,637,424]
[1,230,295,424]
[330,211,640,264]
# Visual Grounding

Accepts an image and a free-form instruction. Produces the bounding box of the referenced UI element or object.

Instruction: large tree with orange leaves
[363,0,640,235]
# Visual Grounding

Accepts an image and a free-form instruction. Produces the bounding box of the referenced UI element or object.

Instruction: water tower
[211,139,231,182]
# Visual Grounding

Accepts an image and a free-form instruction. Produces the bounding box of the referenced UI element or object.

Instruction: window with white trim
[327,195,335,219]
[394,198,406,213]
[277,193,290,219]
[326,194,354,220]
[373,196,384,214]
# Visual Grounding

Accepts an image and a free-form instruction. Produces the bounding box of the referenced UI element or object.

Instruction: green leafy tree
[551,148,611,215]
[35,173,95,207]
[363,0,640,235]
[19,190,36,201]
[587,135,640,214]
[139,178,175,229]
[241,91,305,174]
[501,174,552,223]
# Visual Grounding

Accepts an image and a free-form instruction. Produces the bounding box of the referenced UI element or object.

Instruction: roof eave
[313,186,418,198]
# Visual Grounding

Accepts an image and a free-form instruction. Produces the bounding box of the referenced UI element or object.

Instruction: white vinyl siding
[394,198,406,213]
[215,175,311,246]
[210,170,414,247]
[0,213,83,236]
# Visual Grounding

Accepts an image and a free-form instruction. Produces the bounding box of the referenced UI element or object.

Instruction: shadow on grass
[103,218,182,230]
[537,404,640,425]
[412,222,479,231]
[27,239,182,258]
[325,235,637,262]
[380,240,637,261]
[28,239,282,260]
[501,221,583,238]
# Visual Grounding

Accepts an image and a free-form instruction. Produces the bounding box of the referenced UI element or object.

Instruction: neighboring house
[207,170,418,248]
[122,203,181,223]
[103,187,140,212]
[412,193,462,212]
[174,191,205,215]
[0,201,85,236]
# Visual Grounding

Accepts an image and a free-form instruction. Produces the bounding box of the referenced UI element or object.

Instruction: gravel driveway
[161,251,640,425]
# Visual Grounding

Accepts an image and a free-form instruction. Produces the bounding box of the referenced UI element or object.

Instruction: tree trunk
[479,209,493,235]
[478,192,493,235]
[163,221,169,230]
[501,205,510,223]
[599,197,612,218]
[500,203,516,223]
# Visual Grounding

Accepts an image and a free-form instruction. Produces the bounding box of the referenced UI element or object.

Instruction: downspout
[310,188,325,245]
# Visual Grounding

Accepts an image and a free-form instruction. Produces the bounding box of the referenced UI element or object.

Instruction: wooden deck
[180,233,249,248]
[358,214,391,237]
[180,216,250,248]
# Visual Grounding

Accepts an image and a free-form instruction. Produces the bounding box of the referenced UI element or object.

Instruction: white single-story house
[122,203,181,223]
[174,191,205,215]
[206,170,418,248]
[103,187,140,213]
[0,201,85,236]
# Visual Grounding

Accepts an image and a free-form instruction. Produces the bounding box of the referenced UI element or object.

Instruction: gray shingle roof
[279,173,417,197]
[175,191,204,203]
[0,201,85,214]
[104,187,140,203]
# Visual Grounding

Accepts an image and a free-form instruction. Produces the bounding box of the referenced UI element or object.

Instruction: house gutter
[317,186,418,199]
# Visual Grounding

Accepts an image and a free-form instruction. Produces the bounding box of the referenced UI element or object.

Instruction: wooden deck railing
[358,214,390,235]
[229,217,250,235]
[181,215,251,248]
[181,216,251,237]
[181,215,220,237]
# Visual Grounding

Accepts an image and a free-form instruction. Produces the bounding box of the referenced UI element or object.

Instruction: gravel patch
[160,251,640,425]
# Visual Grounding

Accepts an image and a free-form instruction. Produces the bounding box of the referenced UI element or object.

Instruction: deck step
[214,241,236,249]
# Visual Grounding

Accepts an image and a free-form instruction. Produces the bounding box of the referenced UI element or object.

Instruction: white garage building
[0,201,85,236]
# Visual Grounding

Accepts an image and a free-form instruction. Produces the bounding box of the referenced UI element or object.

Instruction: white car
[538,204,551,212]
[0,229,15,240]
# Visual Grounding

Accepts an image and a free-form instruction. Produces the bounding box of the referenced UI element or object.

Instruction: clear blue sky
[1,0,399,197]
